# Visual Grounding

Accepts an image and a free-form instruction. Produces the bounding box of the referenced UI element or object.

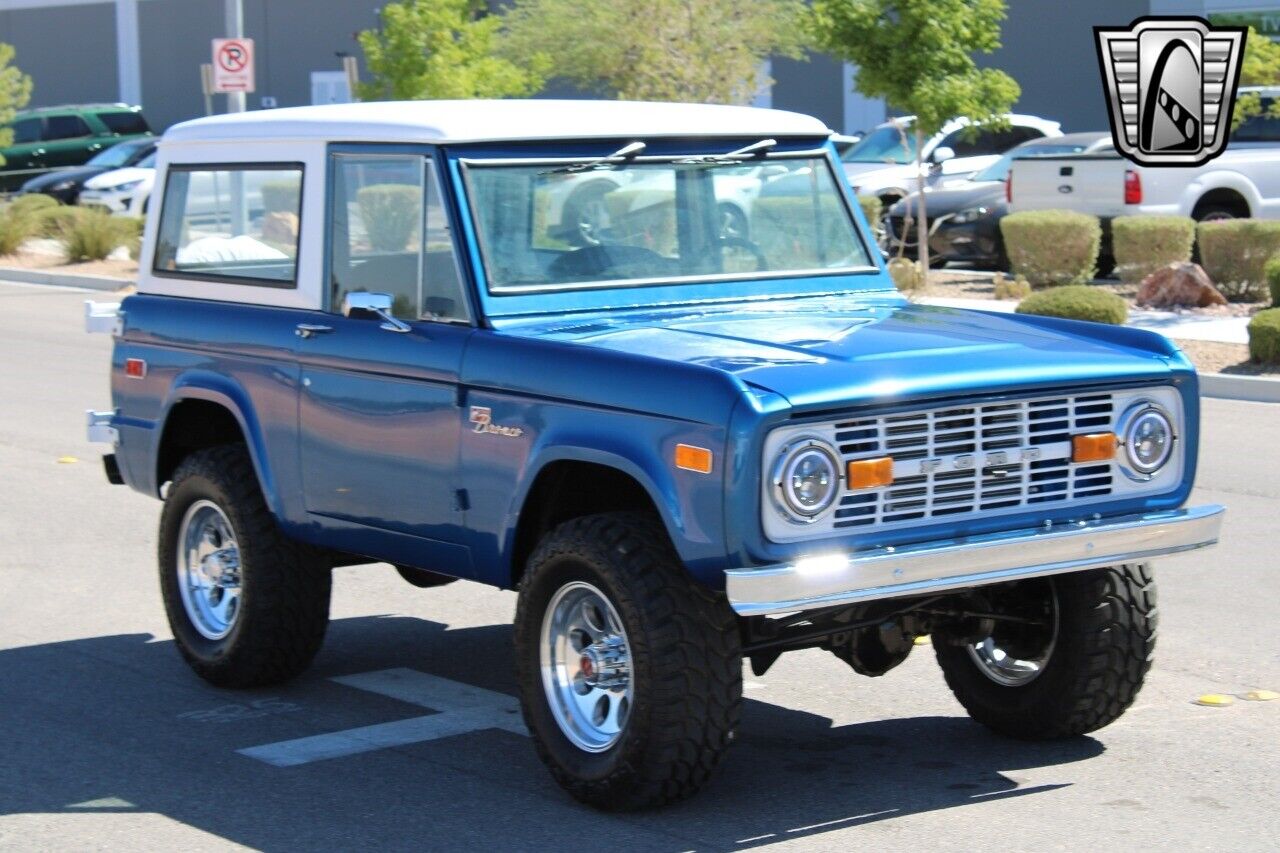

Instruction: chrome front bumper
[726,505,1224,616]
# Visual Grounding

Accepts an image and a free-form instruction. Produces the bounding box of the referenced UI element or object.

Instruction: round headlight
[1122,405,1174,475]
[772,438,841,521]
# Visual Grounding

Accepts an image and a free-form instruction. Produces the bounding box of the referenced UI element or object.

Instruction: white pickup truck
[1008,88,1280,225]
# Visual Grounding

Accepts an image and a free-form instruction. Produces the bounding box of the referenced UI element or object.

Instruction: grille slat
[832,392,1116,531]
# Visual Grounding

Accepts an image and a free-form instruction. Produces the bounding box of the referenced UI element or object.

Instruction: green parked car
[0,104,152,192]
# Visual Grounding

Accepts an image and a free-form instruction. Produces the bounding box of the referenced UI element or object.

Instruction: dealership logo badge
[1095,17,1247,167]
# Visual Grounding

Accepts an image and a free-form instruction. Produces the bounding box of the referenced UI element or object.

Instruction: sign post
[200,63,215,117]
[211,38,255,99]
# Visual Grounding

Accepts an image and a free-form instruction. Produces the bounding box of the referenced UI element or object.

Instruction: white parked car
[78,151,156,216]
[1008,88,1280,224]
[841,113,1062,205]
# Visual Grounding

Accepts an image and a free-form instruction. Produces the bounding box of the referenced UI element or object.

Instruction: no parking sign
[212,37,255,93]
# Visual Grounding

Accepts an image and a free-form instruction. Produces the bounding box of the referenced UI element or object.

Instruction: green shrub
[1112,215,1195,283]
[260,178,302,214]
[356,184,420,251]
[0,207,34,255]
[10,193,61,218]
[35,205,88,239]
[1016,285,1128,325]
[886,256,924,295]
[62,209,136,262]
[118,216,145,260]
[1266,254,1280,308]
[1196,219,1280,301]
[1249,308,1280,364]
[856,194,882,229]
[993,272,1031,300]
[1000,210,1101,287]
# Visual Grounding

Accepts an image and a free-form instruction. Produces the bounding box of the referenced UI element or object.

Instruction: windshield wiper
[539,141,647,176]
[676,138,777,165]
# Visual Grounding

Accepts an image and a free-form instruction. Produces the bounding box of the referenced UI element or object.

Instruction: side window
[44,115,91,140]
[153,164,303,287]
[11,118,40,144]
[97,111,151,135]
[942,125,1042,157]
[330,154,469,323]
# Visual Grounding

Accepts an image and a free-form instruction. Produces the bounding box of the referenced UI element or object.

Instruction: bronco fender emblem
[469,406,524,438]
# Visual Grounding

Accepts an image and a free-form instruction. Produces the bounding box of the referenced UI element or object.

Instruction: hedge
[356,184,420,252]
[1001,210,1101,287]
[1266,254,1280,308]
[1111,215,1195,283]
[1249,308,1280,364]
[1196,219,1280,301]
[1016,285,1128,325]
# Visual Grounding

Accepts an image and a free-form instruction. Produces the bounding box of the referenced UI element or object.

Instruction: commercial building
[0,0,1276,135]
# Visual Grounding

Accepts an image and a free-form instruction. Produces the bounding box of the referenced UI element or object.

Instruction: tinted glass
[87,140,153,168]
[330,154,469,322]
[97,111,150,135]
[841,124,917,164]
[468,156,869,293]
[1232,98,1280,142]
[44,115,91,140]
[154,165,303,286]
[11,118,41,144]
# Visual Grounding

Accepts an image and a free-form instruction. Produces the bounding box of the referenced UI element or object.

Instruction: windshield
[972,143,1097,182]
[88,141,149,168]
[840,123,917,164]
[465,156,871,293]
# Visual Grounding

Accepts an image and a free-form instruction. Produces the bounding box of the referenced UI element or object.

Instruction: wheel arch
[1187,178,1255,220]
[156,373,280,516]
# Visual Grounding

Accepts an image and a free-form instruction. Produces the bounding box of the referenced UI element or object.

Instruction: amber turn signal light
[847,457,894,489]
[1072,432,1117,463]
[674,444,713,474]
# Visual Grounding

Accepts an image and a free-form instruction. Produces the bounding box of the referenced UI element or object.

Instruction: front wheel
[934,566,1156,739]
[514,512,742,810]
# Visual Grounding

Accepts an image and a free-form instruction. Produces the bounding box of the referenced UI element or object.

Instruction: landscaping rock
[1137,262,1228,308]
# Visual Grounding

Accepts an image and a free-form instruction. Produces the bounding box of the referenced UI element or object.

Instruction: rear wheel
[934,566,1156,739]
[159,444,330,688]
[514,512,741,810]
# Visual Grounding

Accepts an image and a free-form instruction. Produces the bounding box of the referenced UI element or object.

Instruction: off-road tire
[159,444,331,688]
[514,512,742,810]
[934,565,1156,739]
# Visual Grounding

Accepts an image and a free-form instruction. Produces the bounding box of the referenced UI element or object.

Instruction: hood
[890,181,1005,217]
[497,296,1180,411]
[21,166,102,191]
[84,166,153,190]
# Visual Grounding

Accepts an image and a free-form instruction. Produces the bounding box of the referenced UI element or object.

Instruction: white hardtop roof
[163,100,832,146]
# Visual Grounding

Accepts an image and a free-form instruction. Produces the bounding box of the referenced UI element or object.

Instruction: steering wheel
[720,235,768,272]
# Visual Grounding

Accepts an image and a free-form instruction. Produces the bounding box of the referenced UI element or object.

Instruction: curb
[1200,373,1280,404]
[0,266,133,292]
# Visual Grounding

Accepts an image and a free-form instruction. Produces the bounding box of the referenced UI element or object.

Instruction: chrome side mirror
[342,291,410,333]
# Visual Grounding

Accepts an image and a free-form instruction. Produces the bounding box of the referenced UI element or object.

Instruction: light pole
[224,0,245,113]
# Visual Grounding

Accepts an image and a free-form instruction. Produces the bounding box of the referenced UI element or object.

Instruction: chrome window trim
[457,148,832,168]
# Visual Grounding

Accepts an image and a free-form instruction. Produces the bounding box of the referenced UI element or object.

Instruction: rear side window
[44,115,91,140]
[10,118,40,144]
[97,111,150,135]
[153,164,304,287]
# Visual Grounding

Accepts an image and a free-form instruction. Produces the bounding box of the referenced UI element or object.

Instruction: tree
[500,0,808,104]
[0,43,32,151]
[1231,27,1280,131]
[810,0,1019,275]
[357,0,546,101]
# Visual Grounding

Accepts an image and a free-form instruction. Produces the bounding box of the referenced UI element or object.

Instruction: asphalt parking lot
[1,279,1277,851]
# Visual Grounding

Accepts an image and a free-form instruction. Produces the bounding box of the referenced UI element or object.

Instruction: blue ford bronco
[88,100,1224,810]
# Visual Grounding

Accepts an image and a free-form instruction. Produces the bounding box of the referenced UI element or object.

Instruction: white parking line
[238,668,529,767]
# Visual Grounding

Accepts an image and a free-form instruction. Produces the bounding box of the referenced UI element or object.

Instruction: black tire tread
[159,444,330,688]
[514,512,741,810]
[935,564,1156,739]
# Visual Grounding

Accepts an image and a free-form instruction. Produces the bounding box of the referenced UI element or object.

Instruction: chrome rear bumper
[726,505,1224,616]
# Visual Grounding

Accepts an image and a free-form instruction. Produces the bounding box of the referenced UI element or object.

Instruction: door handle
[295,323,333,339]
[33,148,45,156]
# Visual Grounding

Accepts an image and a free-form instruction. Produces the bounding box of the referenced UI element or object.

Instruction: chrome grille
[831,393,1116,532]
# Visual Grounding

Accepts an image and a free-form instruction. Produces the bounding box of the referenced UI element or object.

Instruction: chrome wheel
[177,500,242,640]
[540,581,633,753]
[966,591,1059,687]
